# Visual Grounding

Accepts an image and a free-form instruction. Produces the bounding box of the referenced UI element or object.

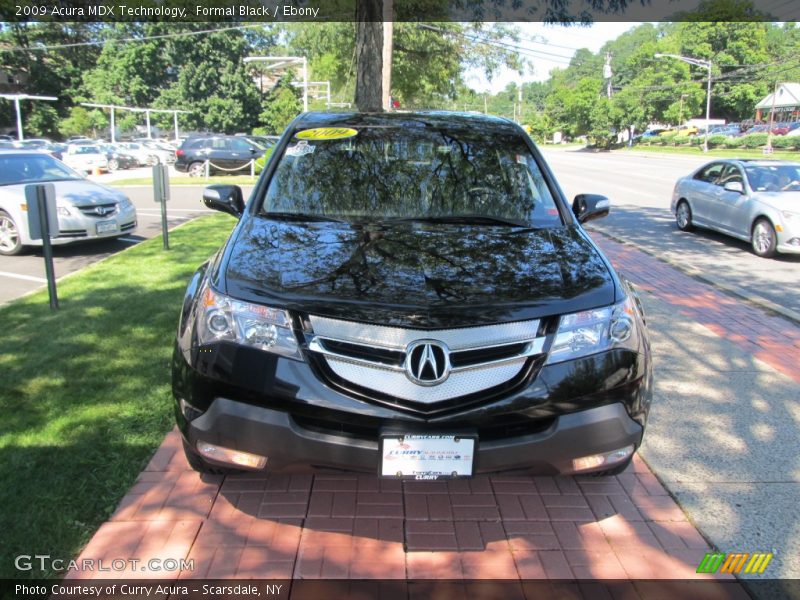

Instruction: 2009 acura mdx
[172,112,653,479]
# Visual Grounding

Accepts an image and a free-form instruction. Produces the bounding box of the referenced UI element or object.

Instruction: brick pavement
[66,233,786,591]
[591,234,800,384]
[69,430,729,583]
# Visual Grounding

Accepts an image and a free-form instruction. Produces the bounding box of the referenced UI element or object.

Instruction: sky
[465,22,642,94]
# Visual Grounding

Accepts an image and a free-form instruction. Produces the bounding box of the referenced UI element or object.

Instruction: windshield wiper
[263,211,347,223]
[382,214,531,227]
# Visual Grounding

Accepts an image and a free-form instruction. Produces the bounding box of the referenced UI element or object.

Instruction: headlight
[118,197,132,210]
[196,286,302,360]
[57,206,71,216]
[546,298,639,365]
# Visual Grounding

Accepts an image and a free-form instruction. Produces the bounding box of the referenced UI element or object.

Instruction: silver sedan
[670,159,800,257]
[0,150,137,256]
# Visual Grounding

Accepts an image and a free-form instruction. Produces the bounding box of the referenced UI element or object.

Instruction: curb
[587,226,800,326]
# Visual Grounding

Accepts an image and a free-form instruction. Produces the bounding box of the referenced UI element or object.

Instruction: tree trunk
[381,0,393,111]
[355,0,383,112]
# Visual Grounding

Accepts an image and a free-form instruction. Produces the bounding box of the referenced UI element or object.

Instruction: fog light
[196,441,267,469]
[572,445,634,472]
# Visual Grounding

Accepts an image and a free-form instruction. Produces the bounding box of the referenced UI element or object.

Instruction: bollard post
[152,164,170,250]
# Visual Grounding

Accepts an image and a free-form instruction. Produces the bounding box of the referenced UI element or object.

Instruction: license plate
[380,434,476,479]
[96,220,118,234]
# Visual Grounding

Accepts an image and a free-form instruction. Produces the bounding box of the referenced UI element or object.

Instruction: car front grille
[305,315,547,412]
[76,203,118,218]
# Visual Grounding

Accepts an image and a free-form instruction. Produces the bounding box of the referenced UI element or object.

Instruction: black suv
[174,135,265,177]
[172,112,652,479]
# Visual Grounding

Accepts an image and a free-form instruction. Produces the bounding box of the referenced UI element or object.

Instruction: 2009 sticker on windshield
[295,127,358,141]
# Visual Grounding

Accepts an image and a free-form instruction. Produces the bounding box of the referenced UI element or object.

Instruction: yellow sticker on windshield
[295,127,358,141]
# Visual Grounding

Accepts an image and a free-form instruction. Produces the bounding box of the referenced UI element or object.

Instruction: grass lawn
[111,175,258,186]
[0,214,235,579]
[619,144,800,160]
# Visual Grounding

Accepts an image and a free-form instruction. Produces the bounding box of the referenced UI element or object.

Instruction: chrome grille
[307,315,545,405]
[77,203,118,218]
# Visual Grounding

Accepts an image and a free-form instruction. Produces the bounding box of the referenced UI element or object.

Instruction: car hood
[2,180,127,206]
[221,217,618,328]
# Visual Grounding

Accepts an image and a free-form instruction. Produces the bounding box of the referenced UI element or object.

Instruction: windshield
[0,154,83,185]
[262,126,563,226]
[73,145,102,155]
[746,164,800,192]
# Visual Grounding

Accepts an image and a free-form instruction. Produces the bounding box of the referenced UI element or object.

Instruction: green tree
[259,73,302,135]
[58,107,107,138]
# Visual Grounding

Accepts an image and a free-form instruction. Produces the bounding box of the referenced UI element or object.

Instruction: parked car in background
[0,150,137,255]
[173,111,653,478]
[102,144,138,171]
[141,140,177,164]
[671,159,800,258]
[770,122,800,136]
[243,134,280,150]
[61,144,109,174]
[174,135,265,177]
[117,142,159,166]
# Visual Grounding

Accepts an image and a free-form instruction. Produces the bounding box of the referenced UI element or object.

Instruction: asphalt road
[0,172,254,305]
[540,148,800,316]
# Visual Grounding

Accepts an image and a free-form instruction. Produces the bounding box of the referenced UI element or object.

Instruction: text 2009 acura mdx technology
[172,112,652,479]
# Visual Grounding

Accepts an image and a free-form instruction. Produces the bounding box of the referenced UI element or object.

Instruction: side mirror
[202,184,244,217]
[572,194,610,224]
[723,181,744,194]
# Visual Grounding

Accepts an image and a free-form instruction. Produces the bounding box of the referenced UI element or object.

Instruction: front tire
[751,218,777,258]
[676,200,694,231]
[108,158,119,171]
[0,210,24,256]
[188,161,205,178]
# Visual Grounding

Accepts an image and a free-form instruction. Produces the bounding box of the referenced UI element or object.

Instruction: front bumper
[182,398,642,476]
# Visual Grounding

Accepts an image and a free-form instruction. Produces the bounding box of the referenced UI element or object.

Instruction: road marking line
[136,213,191,220]
[0,270,47,283]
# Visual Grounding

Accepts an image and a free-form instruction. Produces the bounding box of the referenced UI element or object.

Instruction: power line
[0,23,266,53]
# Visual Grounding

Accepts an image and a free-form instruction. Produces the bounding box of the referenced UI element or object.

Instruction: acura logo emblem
[404,340,450,386]
[94,206,111,215]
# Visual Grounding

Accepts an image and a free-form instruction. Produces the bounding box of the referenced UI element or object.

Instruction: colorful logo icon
[697,552,773,574]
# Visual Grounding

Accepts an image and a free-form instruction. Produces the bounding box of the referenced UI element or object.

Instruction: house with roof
[755,83,800,122]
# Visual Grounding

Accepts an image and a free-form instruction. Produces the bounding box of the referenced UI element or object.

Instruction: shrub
[674,134,693,146]
[707,134,727,148]
[740,133,769,149]
[659,132,677,145]
[770,136,794,149]
[723,137,744,148]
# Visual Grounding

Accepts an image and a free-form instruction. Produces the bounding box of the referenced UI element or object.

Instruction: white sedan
[0,150,137,256]
[61,144,109,174]
[670,159,800,257]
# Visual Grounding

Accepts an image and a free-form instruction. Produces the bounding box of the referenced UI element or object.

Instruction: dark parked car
[174,135,265,177]
[172,112,653,479]
[103,144,138,171]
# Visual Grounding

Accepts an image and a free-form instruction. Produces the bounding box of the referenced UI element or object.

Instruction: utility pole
[766,81,779,154]
[603,52,613,99]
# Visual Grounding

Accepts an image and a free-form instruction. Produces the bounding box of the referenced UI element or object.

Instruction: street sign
[25,183,57,241]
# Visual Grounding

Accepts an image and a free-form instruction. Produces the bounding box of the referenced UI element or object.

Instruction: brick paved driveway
[68,231,798,588]
[72,431,722,582]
